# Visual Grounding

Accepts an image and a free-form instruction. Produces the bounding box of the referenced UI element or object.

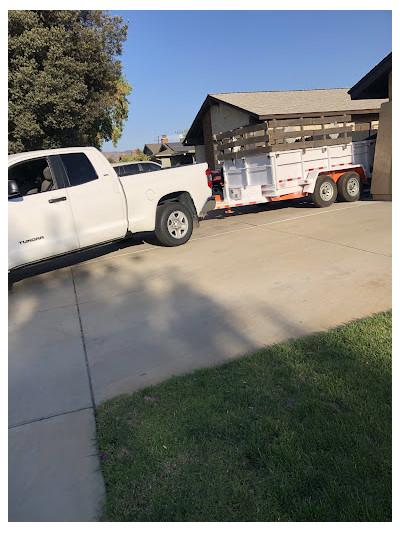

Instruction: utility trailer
[209,115,376,210]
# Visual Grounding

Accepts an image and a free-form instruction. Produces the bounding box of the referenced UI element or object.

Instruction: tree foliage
[120,149,151,162]
[8,10,131,153]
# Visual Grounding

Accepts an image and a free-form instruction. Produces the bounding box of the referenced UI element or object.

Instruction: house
[143,137,196,167]
[143,143,162,158]
[349,53,392,201]
[183,88,388,170]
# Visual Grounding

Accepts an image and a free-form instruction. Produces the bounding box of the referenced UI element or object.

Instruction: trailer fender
[302,170,321,194]
[303,164,367,196]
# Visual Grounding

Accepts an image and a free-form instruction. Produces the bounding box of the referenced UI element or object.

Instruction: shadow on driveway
[8,231,157,285]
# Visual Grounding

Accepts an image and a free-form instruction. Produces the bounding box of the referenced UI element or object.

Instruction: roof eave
[349,52,392,100]
[183,95,218,145]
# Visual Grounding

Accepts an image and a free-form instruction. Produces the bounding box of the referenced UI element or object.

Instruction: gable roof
[165,142,195,153]
[144,141,195,158]
[143,143,162,156]
[184,88,387,145]
[209,88,386,117]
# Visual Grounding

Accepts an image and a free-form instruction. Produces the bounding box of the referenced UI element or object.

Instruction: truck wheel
[337,172,361,202]
[311,176,337,208]
[155,202,193,246]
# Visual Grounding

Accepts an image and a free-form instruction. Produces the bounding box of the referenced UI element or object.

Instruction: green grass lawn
[96,312,392,522]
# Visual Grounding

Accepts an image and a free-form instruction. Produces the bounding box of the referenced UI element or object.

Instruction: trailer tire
[337,172,361,202]
[311,176,337,208]
[155,201,193,246]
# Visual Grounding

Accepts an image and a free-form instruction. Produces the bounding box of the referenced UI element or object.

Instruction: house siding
[210,102,251,135]
[195,145,206,164]
[202,107,215,170]
[201,103,253,169]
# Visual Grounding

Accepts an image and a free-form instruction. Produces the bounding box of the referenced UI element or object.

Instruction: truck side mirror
[8,180,20,199]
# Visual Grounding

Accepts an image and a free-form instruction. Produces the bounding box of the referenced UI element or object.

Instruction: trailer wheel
[155,202,193,246]
[337,172,361,202]
[311,176,337,208]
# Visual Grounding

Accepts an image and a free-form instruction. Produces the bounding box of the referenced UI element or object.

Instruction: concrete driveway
[8,199,392,521]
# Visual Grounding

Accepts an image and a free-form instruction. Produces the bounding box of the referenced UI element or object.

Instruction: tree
[8,10,131,153]
[181,128,189,142]
[120,149,151,162]
[107,76,132,147]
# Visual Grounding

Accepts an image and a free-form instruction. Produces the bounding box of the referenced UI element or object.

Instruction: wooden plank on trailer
[217,152,237,161]
[311,114,351,125]
[268,137,353,152]
[214,122,267,141]
[233,146,271,158]
[216,134,269,151]
[269,125,353,141]
[354,123,371,131]
[269,115,351,128]
[231,122,267,136]
[217,146,271,161]
[215,133,268,146]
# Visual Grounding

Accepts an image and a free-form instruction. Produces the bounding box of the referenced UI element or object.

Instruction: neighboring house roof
[349,52,392,100]
[156,148,174,158]
[184,88,387,145]
[144,141,195,158]
[165,142,195,153]
[143,143,162,156]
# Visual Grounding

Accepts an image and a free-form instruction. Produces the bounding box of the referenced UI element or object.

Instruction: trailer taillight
[205,169,212,188]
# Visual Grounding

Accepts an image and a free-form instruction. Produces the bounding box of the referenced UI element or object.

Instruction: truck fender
[302,170,321,194]
[157,191,199,228]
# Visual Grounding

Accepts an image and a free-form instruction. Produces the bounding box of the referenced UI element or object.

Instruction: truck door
[58,151,127,248]
[8,155,79,270]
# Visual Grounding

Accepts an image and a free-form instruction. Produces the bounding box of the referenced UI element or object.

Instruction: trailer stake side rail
[211,114,376,210]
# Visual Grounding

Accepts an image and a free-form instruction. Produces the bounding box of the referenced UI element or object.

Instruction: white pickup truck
[8,147,215,271]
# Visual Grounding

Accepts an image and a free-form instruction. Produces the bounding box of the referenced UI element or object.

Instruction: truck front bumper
[199,196,216,217]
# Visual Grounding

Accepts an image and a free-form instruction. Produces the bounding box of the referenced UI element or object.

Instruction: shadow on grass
[96,312,391,522]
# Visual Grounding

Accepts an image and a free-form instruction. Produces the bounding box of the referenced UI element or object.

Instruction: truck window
[140,163,160,172]
[121,164,141,176]
[60,153,98,187]
[8,157,55,196]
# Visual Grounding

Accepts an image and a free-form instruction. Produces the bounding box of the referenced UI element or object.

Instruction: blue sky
[102,10,392,152]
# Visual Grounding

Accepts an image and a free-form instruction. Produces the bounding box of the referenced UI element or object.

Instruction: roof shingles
[209,88,387,117]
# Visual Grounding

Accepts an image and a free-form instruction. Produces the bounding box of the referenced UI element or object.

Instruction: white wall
[195,145,206,163]
[210,103,251,135]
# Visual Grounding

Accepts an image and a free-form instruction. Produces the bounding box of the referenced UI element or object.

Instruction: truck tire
[337,171,361,202]
[311,176,337,208]
[155,202,193,246]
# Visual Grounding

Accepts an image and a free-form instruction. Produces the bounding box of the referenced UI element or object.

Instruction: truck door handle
[48,196,67,203]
